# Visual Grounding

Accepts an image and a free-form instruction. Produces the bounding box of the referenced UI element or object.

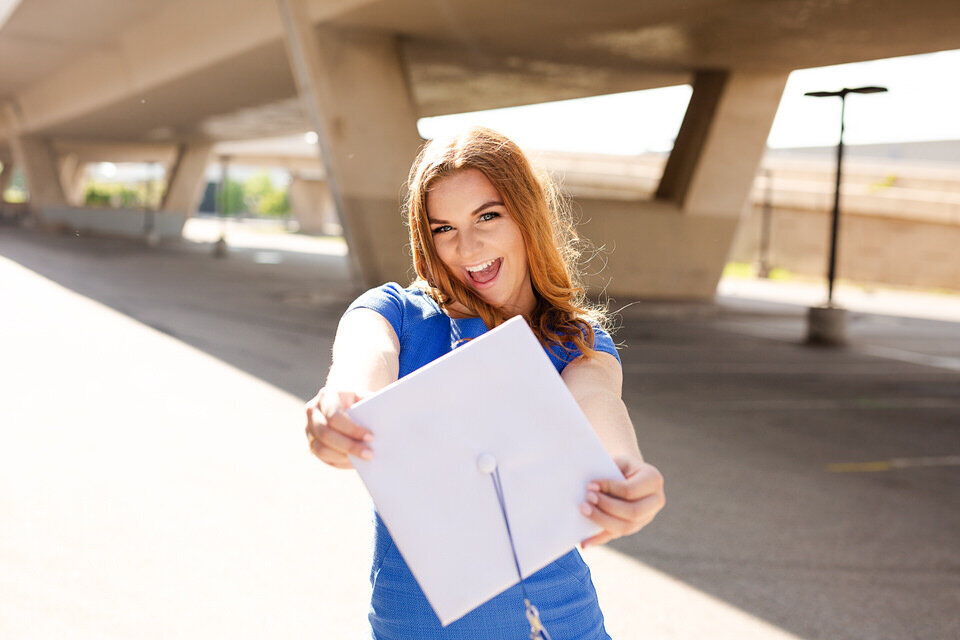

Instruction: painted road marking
[827,455,960,473]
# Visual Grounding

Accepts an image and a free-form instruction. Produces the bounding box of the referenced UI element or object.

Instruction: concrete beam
[278,0,423,286]
[214,153,323,174]
[53,140,178,165]
[161,142,213,216]
[7,0,376,139]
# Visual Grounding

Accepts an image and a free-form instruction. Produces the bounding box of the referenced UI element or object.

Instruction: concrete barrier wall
[727,158,960,292]
[39,207,186,239]
[729,204,960,291]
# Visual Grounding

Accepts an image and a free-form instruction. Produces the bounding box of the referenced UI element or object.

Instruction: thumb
[326,389,362,413]
[614,455,643,479]
[338,390,361,405]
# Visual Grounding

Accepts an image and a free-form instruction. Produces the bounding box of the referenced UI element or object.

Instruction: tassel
[525,599,552,640]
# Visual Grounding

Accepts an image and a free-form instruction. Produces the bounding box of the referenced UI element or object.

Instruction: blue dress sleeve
[344,282,406,340]
[548,322,621,368]
[591,324,620,364]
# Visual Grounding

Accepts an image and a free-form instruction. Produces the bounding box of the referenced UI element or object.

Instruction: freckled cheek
[433,244,460,279]
[509,237,528,277]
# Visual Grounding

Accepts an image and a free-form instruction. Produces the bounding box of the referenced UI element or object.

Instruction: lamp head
[850,86,888,94]
[805,86,888,98]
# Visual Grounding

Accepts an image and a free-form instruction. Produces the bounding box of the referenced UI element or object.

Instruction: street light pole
[827,94,845,304]
[803,85,887,345]
[214,154,231,258]
[805,86,887,306]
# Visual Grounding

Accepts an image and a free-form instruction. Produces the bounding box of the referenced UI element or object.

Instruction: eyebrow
[427,200,504,224]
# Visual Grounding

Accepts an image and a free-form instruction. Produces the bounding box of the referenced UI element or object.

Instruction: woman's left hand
[579,456,665,548]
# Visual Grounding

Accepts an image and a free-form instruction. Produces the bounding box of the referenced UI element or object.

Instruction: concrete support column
[278,0,423,286]
[289,175,340,235]
[656,71,729,205]
[581,70,787,299]
[8,134,67,214]
[58,153,88,206]
[161,142,213,216]
[658,70,787,217]
[3,102,65,215]
[0,158,13,199]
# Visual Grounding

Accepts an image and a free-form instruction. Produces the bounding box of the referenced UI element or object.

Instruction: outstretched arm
[327,308,400,393]
[305,308,401,469]
[562,352,665,548]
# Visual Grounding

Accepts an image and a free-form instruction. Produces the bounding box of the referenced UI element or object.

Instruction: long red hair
[403,127,611,361]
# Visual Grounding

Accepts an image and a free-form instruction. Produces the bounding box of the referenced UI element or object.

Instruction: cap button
[476,453,497,475]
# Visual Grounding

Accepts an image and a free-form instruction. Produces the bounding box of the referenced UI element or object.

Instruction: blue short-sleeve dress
[345,282,619,640]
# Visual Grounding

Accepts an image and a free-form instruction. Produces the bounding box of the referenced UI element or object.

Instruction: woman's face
[426,169,535,317]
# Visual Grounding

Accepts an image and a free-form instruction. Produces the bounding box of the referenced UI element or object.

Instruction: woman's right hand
[305,387,375,469]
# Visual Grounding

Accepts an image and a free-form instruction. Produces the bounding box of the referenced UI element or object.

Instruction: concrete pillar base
[806,305,848,346]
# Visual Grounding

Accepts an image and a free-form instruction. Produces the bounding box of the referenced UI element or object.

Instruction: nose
[456,227,482,260]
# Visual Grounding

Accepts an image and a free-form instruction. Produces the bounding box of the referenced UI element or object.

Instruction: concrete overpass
[2,0,960,298]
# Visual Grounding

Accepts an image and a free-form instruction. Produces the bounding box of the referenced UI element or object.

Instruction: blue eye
[431,212,498,234]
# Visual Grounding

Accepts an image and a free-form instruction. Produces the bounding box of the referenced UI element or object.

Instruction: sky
[418,48,960,154]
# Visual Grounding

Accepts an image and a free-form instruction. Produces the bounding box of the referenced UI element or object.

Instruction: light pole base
[213,236,228,258]
[806,305,847,346]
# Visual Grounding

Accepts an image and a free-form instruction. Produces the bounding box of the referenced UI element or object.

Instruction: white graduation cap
[347,315,622,627]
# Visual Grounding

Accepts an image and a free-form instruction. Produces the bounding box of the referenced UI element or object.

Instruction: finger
[308,437,353,468]
[581,531,614,549]
[578,500,634,538]
[327,410,374,442]
[316,425,374,460]
[588,490,664,531]
[593,464,663,501]
[615,456,644,478]
[305,387,326,413]
[305,406,328,443]
[321,389,360,413]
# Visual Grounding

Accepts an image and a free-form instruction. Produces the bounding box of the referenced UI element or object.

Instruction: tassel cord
[490,467,552,640]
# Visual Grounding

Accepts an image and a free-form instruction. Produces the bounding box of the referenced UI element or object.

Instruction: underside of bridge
[1,0,959,299]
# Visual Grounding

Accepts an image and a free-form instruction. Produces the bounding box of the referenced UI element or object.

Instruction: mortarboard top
[347,316,622,626]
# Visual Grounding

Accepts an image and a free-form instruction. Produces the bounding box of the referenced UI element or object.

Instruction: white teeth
[465,258,498,272]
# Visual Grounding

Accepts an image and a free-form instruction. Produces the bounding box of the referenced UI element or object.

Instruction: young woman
[304,127,665,638]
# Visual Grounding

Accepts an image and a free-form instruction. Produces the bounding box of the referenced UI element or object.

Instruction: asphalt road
[1,224,957,639]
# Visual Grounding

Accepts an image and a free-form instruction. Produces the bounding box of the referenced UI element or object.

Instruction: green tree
[83,181,144,208]
[258,189,290,216]
[243,171,290,217]
[216,179,246,216]
[3,167,28,202]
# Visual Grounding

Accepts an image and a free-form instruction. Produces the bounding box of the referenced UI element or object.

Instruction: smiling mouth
[465,257,502,285]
